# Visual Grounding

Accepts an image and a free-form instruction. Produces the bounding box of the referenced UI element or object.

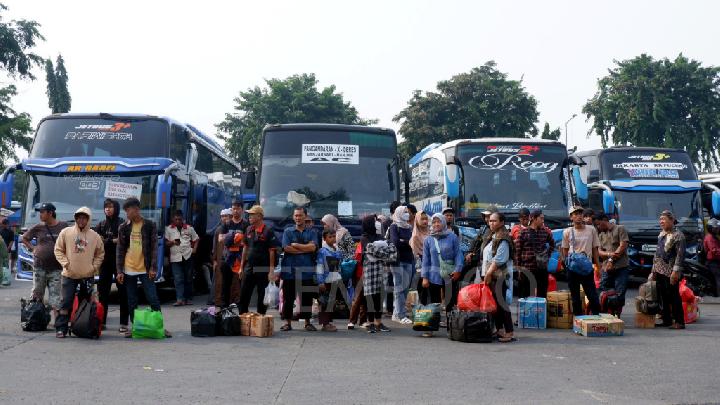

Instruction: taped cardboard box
[573,314,624,337]
[240,313,256,336]
[634,312,655,329]
[547,291,573,329]
[518,297,547,329]
[250,314,274,337]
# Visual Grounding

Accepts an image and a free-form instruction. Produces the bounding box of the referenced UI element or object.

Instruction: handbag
[433,238,455,279]
[340,259,357,282]
[565,229,593,276]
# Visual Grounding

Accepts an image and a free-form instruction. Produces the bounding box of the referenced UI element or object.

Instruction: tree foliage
[540,122,561,140]
[393,61,539,158]
[216,73,376,168]
[45,54,71,113]
[0,85,33,169]
[583,54,720,170]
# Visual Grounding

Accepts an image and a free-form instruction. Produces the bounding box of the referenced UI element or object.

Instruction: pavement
[0,278,718,405]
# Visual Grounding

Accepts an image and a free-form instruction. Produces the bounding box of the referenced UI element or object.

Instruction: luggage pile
[446,283,496,343]
[191,304,273,338]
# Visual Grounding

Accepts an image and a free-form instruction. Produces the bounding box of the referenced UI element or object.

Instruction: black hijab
[360,214,379,249]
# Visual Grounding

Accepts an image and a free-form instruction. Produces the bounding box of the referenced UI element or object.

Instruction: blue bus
[570,147,714,279]
[255,123,401,239]
[408,138,572,271]
[0,113,243,283]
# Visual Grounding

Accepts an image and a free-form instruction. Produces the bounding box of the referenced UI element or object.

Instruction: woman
[411,211,430,297]
[388,206,414,324]
[322,214,354,261]
[361,214,396,333]
[421,214,462,337]
[482,212,516,343]
[650,210,685,329]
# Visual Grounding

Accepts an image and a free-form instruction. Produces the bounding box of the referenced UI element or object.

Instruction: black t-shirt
[245,223,279,268]
[220,219,249,235]
[0,228,14,250]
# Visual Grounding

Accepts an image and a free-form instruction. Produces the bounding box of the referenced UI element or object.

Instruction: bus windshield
[457,143,569,218]
[601,150,696,181]
[23,173,160,228]
[30,118,169,158]
[259,130,397,220]
[615,189,701,233]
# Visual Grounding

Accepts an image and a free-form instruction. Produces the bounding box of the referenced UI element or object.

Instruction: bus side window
[170,125,189,162]
[429,158,444,196]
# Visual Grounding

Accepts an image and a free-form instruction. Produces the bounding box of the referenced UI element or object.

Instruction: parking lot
[1,278,719,404]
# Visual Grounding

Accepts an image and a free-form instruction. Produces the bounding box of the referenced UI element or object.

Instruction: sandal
[164,329,173,338]
[305,323,317,332]
[125,331,133,338]
[56,330,66,339]
[670,323,685,330]
[280,324,292,332]
[119,326,128,333]
[499,335,517,343]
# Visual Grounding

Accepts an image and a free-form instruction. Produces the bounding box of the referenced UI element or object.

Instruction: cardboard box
[240,313,256,336]
[547,291,573,329]
[573,314,624,337]
[634,312,655,329]
[518,297,547,329]
[250,314,274,337]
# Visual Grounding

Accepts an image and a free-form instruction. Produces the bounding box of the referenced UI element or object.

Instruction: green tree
[44,58,57,111]
[53,54,70,113]
[394,61,539,158]
[540,122,561,140]
[0,3,44,169]
[216,73,376,167]
[583,54,720,170]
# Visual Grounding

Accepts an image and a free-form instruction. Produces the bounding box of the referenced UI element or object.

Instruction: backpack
[447,310,494,343]
[21,298,51,332]
[600,289,622,316]
[635,280,660,315]
[70,297,104,339]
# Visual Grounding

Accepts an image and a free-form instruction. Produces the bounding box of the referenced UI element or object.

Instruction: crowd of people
[12,194,694,340]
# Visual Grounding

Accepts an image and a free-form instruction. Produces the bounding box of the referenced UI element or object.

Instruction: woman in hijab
[411,211,430,297]
[322,214,354,260]
[420,213,462,337]
[387,206,414,324]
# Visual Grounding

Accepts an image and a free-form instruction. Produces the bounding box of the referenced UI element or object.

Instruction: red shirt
[704,233,720,261]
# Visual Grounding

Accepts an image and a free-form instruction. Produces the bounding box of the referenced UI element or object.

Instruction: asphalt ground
[0,278,718,405]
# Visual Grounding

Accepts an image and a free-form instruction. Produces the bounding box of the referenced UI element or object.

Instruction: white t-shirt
[561,226,600,257]
[164,224,199,262]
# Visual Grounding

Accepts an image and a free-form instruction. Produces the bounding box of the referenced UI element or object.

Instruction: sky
[4,0,720,163]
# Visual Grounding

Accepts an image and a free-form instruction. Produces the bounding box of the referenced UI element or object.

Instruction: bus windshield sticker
[301,144,359,164]
[338,201,353,216]
[104,181,142,200]
[467,153,559,173]
[612,162,687,179]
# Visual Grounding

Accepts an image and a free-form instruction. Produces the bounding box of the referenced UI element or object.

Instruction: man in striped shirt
[514,209,555,298]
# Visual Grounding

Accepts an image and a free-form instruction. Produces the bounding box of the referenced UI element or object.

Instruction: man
[703,219,720,296]
[116,197,170,338]
[279,207,318,332]
[165,210,199,306]
[560,206,601,316]
[218,200,249,307]
[53,207,104,338]
[0,218,15,271]
[381,201,401,237]
[239,205,279,314]
[510,208,530,241]
[94,199,128,332]
[443,207,460,237]
[515,209,555,298]
[211,208,232,305]
[583,208,595,226]
[594,212,630,314]
[22,202,68,322]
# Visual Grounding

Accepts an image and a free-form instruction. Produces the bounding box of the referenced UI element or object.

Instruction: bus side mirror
[244,170,256,189]
[156,174,173,208]
[602,189,615,214]
[571,167,588,202]
[712,190,720,218]
[186,143,198,174]
[0,167,15,208]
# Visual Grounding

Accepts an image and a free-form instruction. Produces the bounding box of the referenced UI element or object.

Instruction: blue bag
[566,229,593,276]
[340,259,357,282]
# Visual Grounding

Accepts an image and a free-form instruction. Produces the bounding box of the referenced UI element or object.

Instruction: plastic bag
[679,279,695,303]
[458,283,497,314]
[264,282,280,309]
[132,308,165,339]
[1,260,11,286]
[412,303,441,331]
[683,297,699,324]
[548,274,557,292]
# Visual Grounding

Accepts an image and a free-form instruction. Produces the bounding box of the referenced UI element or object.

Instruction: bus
[255,123,401,238]
[0,113,243,283]
[408,138,572,270]
[569,147,705,279]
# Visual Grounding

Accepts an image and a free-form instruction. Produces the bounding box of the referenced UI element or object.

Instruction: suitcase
[191,308,218,337]
[70,297,104,339]
[447,310,493,343]
[21,298,51,332]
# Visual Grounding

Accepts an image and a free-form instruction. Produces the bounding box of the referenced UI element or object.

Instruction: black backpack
[71,298,102,339]
[600,290,622,316]
[221,305,241,336]
[21,298,51,332]
[448,310,494,343]
[191,309,219,337]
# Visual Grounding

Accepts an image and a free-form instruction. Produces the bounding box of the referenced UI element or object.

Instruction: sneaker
[400,317,413,325]
[347,322,355,330]
[360,322,371,329]
[391,315,401,322]
[367,324,377,334]
[378,323,391,332]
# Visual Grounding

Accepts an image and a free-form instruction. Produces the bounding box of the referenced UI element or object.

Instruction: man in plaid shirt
[515,209,555,298]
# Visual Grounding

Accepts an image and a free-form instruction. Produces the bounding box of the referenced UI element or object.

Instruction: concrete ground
[0,279,718,405]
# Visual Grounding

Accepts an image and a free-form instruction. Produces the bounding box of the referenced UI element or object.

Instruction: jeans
[391,261,414,319]
[171,257,194,302]
[125,273,161,323]
[568,270,600,316]
[55,276,93,333]
[600,266,630,308]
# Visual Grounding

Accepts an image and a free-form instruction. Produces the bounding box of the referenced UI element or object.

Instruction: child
[316,230,343,332]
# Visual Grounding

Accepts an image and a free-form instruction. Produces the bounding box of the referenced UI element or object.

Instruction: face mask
[401,213,410,221]
[375,221,382,235]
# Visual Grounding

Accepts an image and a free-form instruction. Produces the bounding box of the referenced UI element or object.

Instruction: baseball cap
[34,202,56,212]
[569,205,584,216]
[220,208,232,216]
[247,205,264,216]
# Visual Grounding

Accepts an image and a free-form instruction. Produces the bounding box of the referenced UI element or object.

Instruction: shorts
[33,267,62,309]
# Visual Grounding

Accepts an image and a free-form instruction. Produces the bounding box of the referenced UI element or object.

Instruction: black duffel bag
[448,310,493,343]
[191,309,218,337]
[221,305,241,336]
[21,297,51,332]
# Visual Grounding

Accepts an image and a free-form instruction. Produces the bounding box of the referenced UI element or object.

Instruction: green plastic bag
[1,259,10,286]
[132,308,165,339]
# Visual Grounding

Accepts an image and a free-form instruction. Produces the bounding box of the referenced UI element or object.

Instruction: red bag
[71,295,105,337]
[548,274,557,292]
[458,283,497,314]
[679,279,695,303]
[683,297,699,324]
[593,265,601,289]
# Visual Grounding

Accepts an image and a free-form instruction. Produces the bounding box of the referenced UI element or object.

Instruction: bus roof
[409,137,564,166]
[262,123,395,136]
[573,146,689,157]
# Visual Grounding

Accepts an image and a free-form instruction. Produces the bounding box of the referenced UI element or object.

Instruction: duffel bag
[448,310,493,343]
[191,308,218,337]
[412,303,441,331]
